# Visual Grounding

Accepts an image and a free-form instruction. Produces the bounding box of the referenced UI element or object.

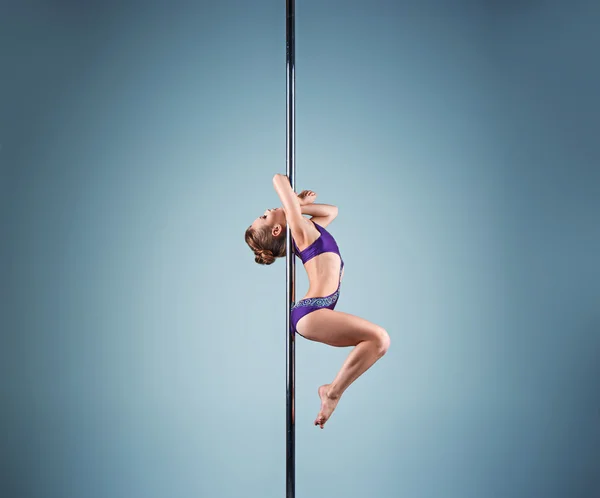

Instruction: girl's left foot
[314,385,340,429]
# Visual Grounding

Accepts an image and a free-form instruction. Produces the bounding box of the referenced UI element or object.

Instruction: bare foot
[314,385,340,429]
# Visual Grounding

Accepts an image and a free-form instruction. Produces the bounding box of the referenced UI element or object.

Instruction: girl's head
[245,208,287,265]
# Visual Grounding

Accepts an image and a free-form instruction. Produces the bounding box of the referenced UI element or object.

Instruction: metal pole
[285,0,296,497]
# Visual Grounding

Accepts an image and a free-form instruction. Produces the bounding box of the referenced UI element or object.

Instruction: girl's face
[251,207,286,232]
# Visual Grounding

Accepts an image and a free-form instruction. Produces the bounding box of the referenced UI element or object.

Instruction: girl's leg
[295,309,390,428]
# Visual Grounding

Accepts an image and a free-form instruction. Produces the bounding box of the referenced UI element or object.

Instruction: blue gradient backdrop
[2,1,599,497]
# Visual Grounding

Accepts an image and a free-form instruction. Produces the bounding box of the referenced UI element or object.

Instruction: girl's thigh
[296,309,387,347]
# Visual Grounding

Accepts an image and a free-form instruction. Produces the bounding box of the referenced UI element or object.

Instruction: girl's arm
[272,174,310,243]
[300,202,338,228]
[300,203,338,218]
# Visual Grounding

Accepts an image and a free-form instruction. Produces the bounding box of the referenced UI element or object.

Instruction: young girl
[245,174,390,429]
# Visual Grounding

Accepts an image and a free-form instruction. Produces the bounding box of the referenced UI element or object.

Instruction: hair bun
[255,249,275,265]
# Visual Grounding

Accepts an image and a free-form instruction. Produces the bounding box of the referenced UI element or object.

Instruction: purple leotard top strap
[292,221,341,264]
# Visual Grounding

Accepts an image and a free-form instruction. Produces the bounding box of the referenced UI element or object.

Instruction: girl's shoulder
[292,219,321,252]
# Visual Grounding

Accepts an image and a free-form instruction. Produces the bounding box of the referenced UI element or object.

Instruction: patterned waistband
[291,289,340,310]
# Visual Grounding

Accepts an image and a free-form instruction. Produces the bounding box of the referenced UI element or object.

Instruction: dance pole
[285,0,296,497]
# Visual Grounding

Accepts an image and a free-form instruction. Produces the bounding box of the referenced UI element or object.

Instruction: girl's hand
[297,190,317,206]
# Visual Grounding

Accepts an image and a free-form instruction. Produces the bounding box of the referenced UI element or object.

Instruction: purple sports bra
[292,220,342,264]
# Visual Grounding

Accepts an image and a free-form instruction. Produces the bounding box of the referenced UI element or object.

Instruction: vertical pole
[285,0,296,497]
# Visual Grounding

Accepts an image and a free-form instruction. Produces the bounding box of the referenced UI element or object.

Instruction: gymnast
[245,174,390,429]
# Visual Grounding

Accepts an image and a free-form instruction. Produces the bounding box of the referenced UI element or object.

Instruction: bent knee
[374,327,390,356]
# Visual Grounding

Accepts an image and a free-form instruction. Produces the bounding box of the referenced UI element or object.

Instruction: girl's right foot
[314,384,340,429]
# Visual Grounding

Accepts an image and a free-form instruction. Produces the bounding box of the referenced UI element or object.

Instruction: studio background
[2,1,599,498]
